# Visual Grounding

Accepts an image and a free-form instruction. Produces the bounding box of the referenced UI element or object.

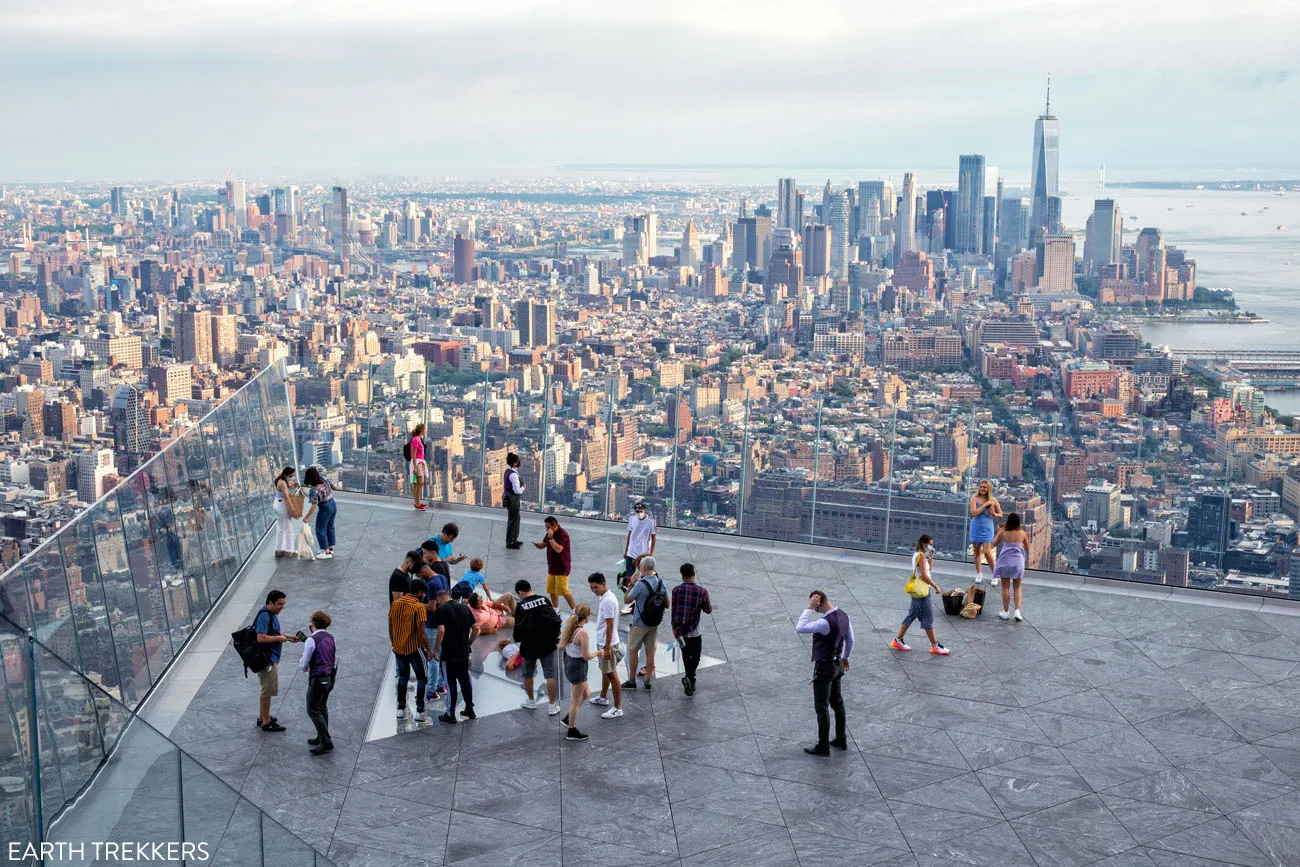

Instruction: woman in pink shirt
[409,424,427,511]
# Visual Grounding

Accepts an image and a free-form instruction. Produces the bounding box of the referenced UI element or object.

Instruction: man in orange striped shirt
[389,577,432,721]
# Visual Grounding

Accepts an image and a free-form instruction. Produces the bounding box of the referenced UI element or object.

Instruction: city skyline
[2,1,1299,178]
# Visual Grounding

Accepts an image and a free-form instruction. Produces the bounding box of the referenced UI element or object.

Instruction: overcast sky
[2,0,1298,182]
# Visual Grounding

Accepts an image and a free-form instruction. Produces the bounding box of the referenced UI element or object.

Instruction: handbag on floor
[297,522,317,560]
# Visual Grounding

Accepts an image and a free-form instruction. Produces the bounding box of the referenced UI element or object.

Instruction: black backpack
[403,440,412,461]
[534,602,563,650]
[639,576,668,627]
[231,608,274,677]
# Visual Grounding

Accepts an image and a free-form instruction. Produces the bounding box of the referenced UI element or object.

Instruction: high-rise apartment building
[932,425,969,471]
[149,364,192,405]
[1083,481,1122,530]
[112,385,152,461]
[211,313,237,363]
[76,448,115,505]
[331,186,349,261]
[679,220,701,269]
[110,186,126,219]
[230,178,247,228]
[955,155,986,254]
[176,309,214,364]
[453,234,476,283]
[1030,82,1060,244]
[896,172,917,260]
[827,191,852,276]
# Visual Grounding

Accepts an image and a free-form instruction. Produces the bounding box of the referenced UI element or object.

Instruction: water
[1057,184,1300,412]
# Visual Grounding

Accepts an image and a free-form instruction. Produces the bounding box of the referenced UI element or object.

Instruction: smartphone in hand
[295,630,308,642]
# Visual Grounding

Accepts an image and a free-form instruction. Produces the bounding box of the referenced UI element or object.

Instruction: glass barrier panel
[261,813,318,867]
[44,714,179,864]
[140,458,193,647]
[179,751,250,867]
[212,399,258,564]
[0,620,38,856]
[672,372,746,535]
[160,446,213,626]
[56,513,120,701]
[209,796,264,867]
[32,641,107,828]
[22,545,80,673]
[114,478,174,676]
[87,496,152,708]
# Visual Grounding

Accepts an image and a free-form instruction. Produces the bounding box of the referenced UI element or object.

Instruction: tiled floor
[160,496,1300,866]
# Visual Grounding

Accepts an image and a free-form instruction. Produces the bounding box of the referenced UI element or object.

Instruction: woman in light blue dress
[968,479,1002,584]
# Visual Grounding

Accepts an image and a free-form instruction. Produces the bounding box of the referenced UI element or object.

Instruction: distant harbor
[1123,313,1270,325]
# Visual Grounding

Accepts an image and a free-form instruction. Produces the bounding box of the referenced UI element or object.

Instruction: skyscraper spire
[1045,74,1052,117]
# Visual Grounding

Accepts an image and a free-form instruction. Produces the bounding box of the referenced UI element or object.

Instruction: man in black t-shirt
[389,550,421,605]
[432,587,478,724]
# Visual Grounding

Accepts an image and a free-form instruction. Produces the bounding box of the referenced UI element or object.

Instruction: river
[1055,183,1300,414]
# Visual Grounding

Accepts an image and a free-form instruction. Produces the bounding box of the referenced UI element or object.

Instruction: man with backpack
[622,556,668,692]
[252,590,299,731]
[512,579,562,715]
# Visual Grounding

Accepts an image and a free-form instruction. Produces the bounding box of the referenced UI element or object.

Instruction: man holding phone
[535,516,575,611]
[424,523,467,584]
[254,590,300,732]
[794,590,854,756]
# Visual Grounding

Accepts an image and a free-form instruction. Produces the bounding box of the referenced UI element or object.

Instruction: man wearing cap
[432,584,478,724]
[622,502,657,589]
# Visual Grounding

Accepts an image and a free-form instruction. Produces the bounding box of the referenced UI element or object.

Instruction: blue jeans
[315,498,337,550]
[424,629,444,694]
[394,651,426,712]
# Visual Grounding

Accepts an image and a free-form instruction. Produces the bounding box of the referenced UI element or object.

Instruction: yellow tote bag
[904,553,930,599]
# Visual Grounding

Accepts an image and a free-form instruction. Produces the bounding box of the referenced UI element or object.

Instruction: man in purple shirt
[794,590,854,756]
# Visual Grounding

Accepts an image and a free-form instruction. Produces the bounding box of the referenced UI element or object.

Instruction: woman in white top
[559,604,596,741]
[272,466,299,557]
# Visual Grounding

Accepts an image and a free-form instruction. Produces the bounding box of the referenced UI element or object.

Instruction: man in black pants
[670,563,712,696]
[432,585,478,723]
[794,590,854,756]
[503,452,524,549]
[297,610,337,754]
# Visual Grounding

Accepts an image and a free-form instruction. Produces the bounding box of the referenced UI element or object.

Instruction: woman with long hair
[302,466,338,559]
[968,479,1002,584]
[272,465,299,557]
[409,424,428,511]
[559,604,596,741]
[992,512,1029,622]
[891,534,949,655]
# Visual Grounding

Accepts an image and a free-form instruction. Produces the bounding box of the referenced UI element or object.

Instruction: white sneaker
[414,710,426,722]
[520,698,539,710]
[974,575,983,584]
[997,610,1011,621]
[1014,609,1023,622]
[589,696,610,706]
[990,576,1000,587]
[396,708,407,720]
[317,552,333,560]
[547,703,561,716]
[601,707,624,719]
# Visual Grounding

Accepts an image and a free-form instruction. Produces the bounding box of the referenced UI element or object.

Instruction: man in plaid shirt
[670,563,712,696]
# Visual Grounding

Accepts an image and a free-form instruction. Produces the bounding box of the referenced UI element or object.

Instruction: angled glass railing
[0,360,302,857]
[1,615,332,866]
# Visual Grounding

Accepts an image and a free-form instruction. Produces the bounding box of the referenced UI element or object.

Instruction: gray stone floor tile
[332,813,452,862]
[1023,709,1128,747]
[893,806,997,849]
[890,772,1004,820]
[788,829,910,866]
[1230,816,1300,867]
[669,805,784,858]
[784,798,909,849]
[327,839,444,867]
[560,790,678,859]
[979,747,1093,791]
[441,813,556,865]
[978,772,1092,820]
[677,828,798,867]
[1182,744,1295,786]
[1148,816,1274,867]
[865,730,971,771]
[664,734,766,776]
[910,823,1038,866]
[1099,795,1220,844]
[1140,729,1246,766]
[1012,792,1135,843]
[1012,824,1138,867]
[1102,769,1221,813]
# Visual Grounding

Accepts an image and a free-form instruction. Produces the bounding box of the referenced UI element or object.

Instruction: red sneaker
[415,503,427,511]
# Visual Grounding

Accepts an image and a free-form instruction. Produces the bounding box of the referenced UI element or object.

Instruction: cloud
[1,1,1298,178]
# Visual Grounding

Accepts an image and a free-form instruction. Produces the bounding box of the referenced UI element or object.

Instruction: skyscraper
[955,155,986,254]
[230,178,247,228]
[453,233,476,283]
[1037,234,1076,293]
[110,186,126,219]
[514,299,556,347]
[827,191,852,276]
[679,220,701,269]
[803,225,831,277]
[176,309,213,364]
[777,178,800,230]
[331,186,349,261]
[1085,199,1123,274]
[1030,80,1060,245]
[895,172,917,260]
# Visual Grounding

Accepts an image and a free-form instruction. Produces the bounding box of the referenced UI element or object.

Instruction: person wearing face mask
[621,502,656,590]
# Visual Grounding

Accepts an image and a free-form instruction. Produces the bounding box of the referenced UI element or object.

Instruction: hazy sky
[2,0,1298,182]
